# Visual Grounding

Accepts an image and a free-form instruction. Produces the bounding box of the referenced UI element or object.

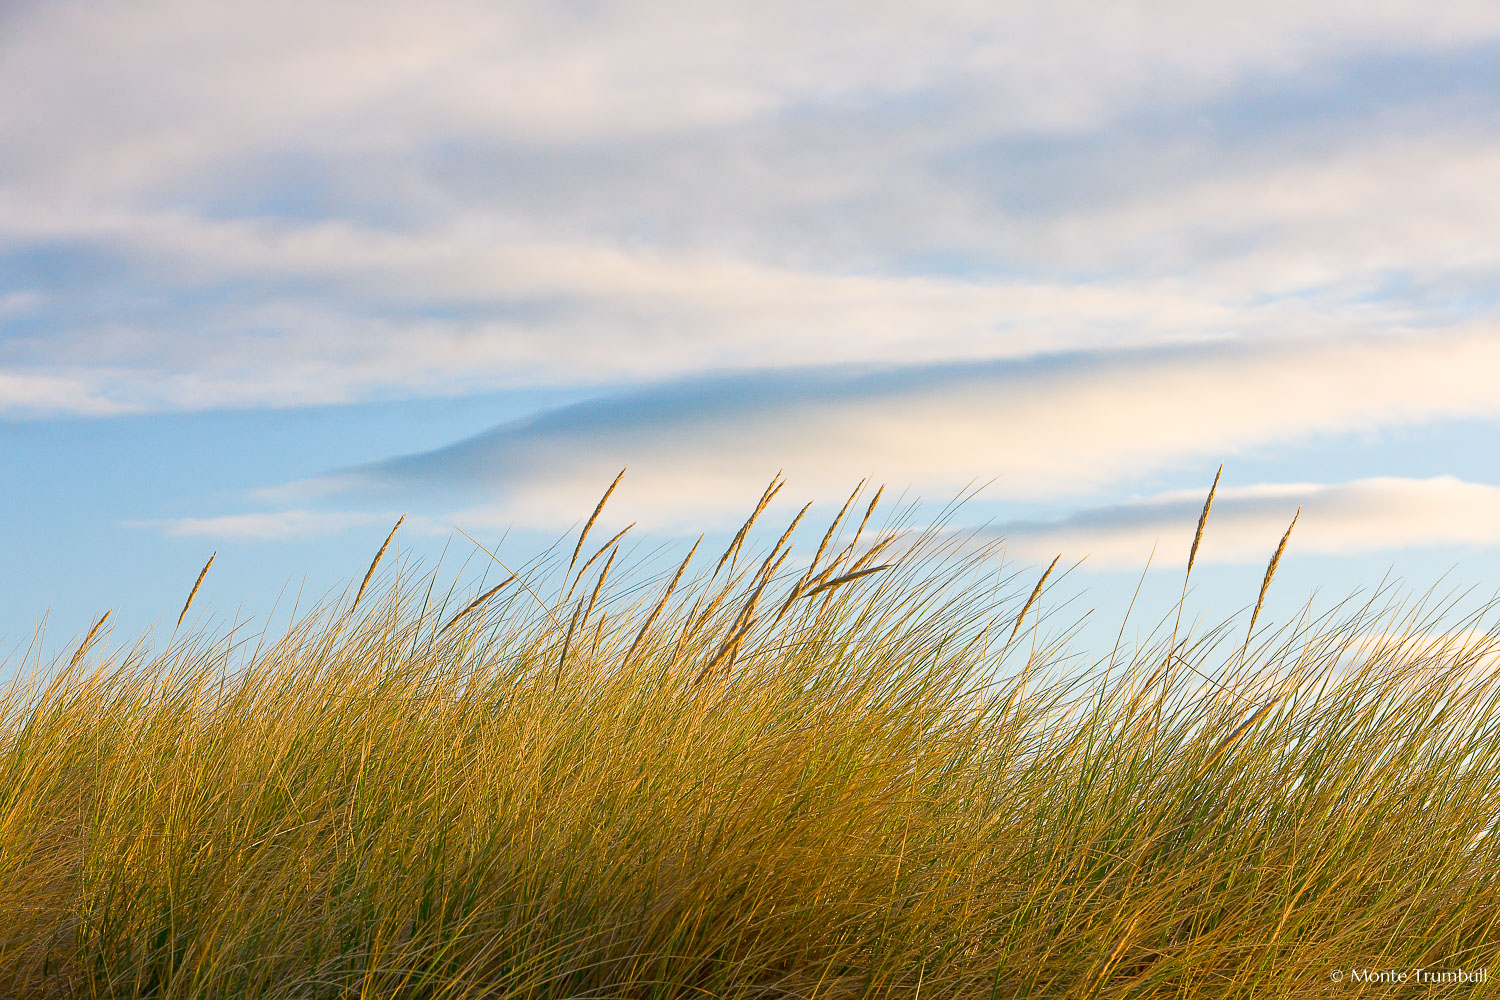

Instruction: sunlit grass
[1,480,1497,998]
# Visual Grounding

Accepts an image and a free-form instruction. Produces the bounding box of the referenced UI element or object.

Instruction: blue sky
[4,0,1500,668]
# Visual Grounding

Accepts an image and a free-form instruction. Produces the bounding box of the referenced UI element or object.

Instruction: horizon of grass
[1,478,1498,998]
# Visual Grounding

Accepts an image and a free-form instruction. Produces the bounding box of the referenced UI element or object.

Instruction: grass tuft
[2,485,1497,998]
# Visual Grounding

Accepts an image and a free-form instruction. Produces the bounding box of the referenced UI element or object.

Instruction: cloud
[137,510,393,541]
[4,3,1500,415]
[9,0,1498,192]
[0,207,1270,400]
[0,291,42,319]
[0,369,128,417]
[992,477,1500,568]
[1035,132,1500,292]
[270,330,1500,529]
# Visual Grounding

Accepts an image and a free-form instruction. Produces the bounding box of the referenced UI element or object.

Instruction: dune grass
[1,481,1498,998]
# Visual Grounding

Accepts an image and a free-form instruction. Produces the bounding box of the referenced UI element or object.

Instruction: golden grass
[1,483,1498,999]
[174,553,215,629]
[1245,507,1300,655]
[355,518,406,612]
[1008,555,1060,645]
[567,468,626,583]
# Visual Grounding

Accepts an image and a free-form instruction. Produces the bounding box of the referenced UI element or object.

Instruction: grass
[1,479,1498,998]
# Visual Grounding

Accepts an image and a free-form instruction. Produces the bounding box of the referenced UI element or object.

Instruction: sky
[4,0,1500,669]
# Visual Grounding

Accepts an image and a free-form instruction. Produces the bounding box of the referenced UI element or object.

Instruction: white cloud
[138,510,392,541]
[0,216,1276,411]
[0,186,1481,414]
[9,0,1499,194]
[0,369,128,417]
[270,330,1500,529]
[4,1,1500,416]
[1035,134,1500,291]
[0,291,42,319]
[991,477,1500,568]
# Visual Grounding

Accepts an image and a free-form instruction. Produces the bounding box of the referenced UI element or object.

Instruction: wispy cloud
[273,331,1500,528]
[993,476,1500,568]
[0,213,1272,411]
[0,370,129,417]
[137,510,393,541]
[11,0,1497,187]
[4,2,1500,414]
